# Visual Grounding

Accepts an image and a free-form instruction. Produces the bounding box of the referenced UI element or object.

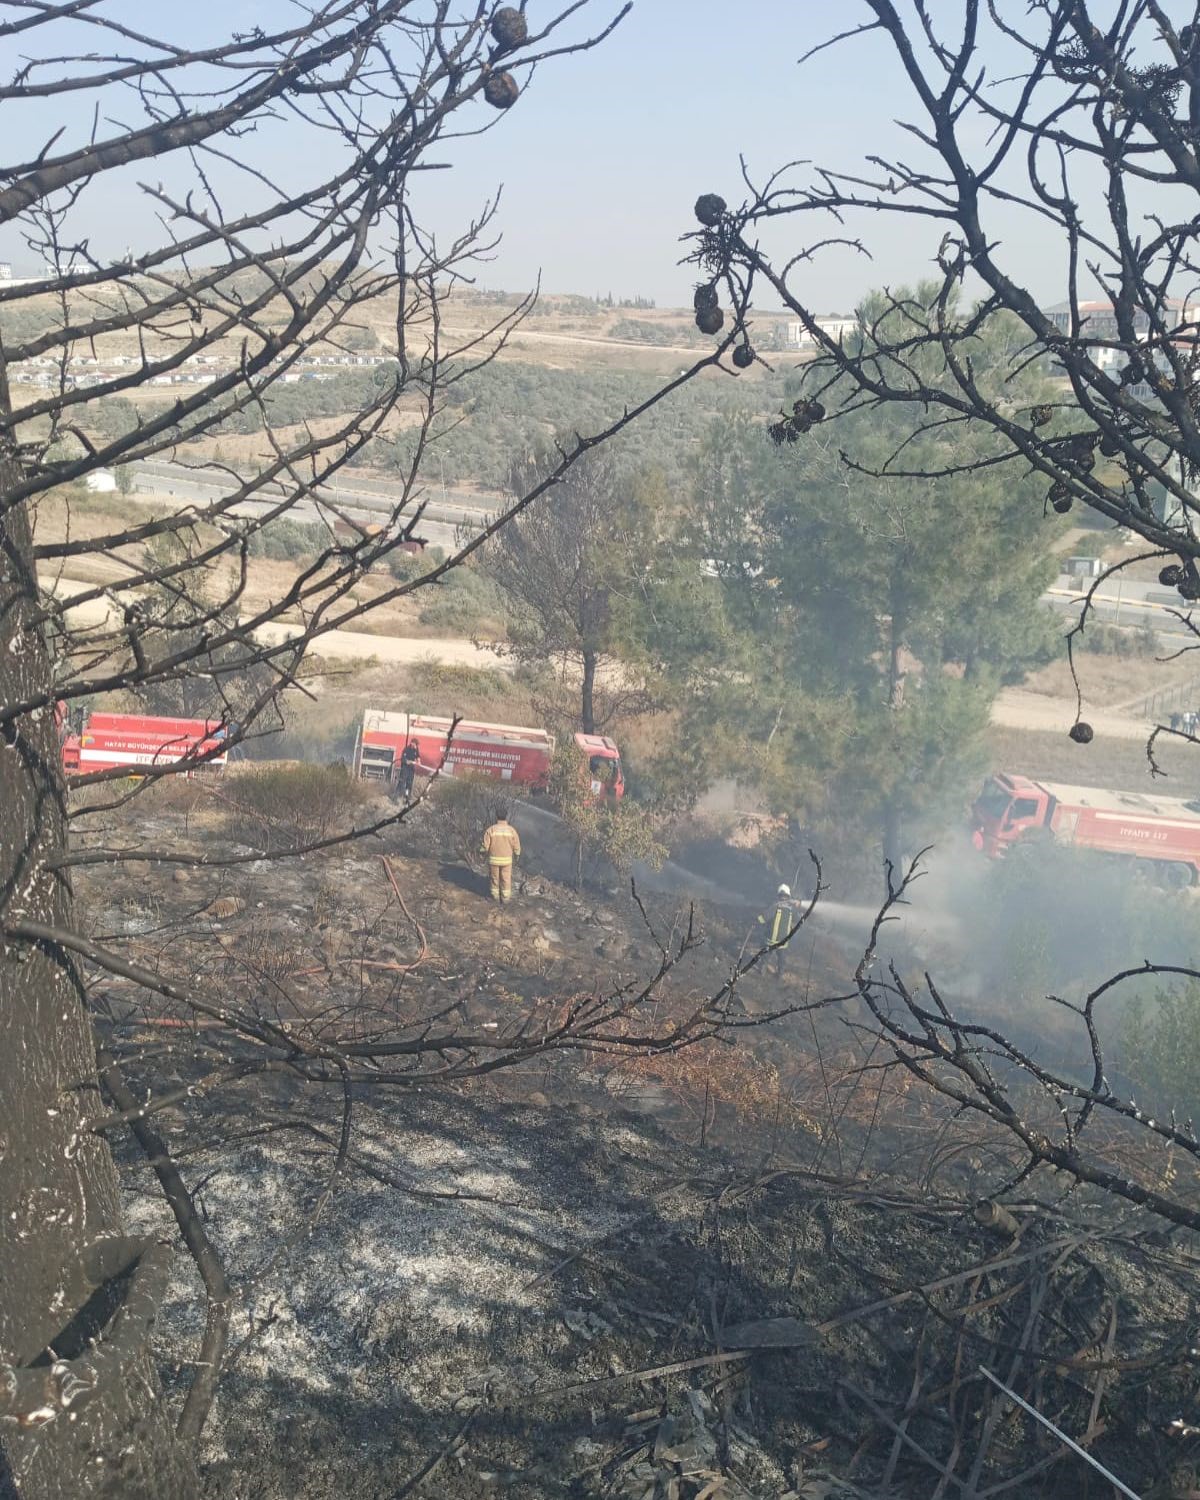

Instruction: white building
[85,470,118,494]
[44,259,88,279]
[783,315,861,349]
[1042,297,1199,376]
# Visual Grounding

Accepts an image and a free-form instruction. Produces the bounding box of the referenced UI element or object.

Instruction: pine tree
[680,298,1064,877]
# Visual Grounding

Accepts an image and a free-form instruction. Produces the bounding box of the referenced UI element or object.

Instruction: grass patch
[406,657,516,712]
[985,723,1192,791]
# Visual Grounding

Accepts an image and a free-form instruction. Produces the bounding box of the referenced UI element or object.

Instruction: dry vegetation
[5,282,804,383]
[29,488,508,642]
[984,723,1199,792]
[1019,647,1193,708]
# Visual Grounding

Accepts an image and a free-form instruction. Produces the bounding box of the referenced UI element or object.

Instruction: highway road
[1045,571,1198,638]
[125,470,1200,640]
[122,467,1196,629]
[131,459,497,553]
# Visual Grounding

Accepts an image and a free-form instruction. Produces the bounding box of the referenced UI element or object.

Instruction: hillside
[86,774,1199,1500]
[4,275,808,506]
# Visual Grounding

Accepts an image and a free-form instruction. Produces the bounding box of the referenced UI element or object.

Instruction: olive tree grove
[0,5,762,1494]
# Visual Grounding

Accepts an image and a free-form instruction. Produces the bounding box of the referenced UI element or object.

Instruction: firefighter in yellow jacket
[757,883,804,976]
[481,805,521,903]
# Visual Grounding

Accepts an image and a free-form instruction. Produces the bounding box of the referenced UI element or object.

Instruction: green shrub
[215,367,394,436]
[618,729,711,816]
[416,564,507,634]
[85,396,140,440]
[225,763,370,849]
[405,657,512,707]
[247,517,329,561]
[377,360,791,490]
[549,742,667,887]
[1122,978,1200,1118]
[609,318,673,346]
[387,550,427,583]
[422,773,527,863]
[1075,620,1158,656]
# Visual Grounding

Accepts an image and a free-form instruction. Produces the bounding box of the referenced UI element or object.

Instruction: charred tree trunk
[0,422,198,1494]
[881,801,904,882]
[881,601,906,882]
[581,648,598,735]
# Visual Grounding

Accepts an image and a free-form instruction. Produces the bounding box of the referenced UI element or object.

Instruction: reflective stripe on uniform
[488,855,513,865]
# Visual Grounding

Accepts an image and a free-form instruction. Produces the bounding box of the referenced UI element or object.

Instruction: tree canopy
[482,448,714,734]
[676,300,1063,869]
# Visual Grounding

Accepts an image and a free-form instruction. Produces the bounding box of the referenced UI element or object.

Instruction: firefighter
[589,755,613,798]
[481,804,521,904]
[395,738,420,802]
[757,883,803,976]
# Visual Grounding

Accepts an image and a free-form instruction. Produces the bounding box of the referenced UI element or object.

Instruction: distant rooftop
[1043,297,1193,316]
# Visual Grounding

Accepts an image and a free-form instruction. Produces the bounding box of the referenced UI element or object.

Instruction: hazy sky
[0,2,1149,312]
[414,0,1015,310]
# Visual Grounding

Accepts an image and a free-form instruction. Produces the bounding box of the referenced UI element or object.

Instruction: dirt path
[253,619,510,670]
[441,321,706,358]
[990,687,1153,742]
[45,568,1162,741]
[40,574,513,672]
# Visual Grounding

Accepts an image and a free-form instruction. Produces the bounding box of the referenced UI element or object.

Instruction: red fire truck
[352,710,624,799]
[61,712,231,777]
[971,772,1200,885]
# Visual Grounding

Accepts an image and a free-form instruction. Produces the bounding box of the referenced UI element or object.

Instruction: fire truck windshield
[975,780,1013,821]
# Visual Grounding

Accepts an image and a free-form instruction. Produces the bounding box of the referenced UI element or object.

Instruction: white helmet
[777,883,791,896]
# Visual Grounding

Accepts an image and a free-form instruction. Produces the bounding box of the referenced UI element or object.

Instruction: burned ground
[73,779,1200,1499]
[114,1084,1200,1500]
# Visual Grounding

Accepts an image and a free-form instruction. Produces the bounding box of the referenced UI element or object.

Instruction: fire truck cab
[971,772,1200,885]
[970,774,1051,856]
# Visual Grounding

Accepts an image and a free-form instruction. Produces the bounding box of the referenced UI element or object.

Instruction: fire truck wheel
[1160,860,1195,890]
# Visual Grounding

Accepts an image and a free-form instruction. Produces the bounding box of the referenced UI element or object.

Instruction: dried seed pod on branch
[694,283,720,313]
[1048,482,1074,514]
[696,304,725,335]
[484,69,521,108]
[694,193,727,227]
[490,6,529,52]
